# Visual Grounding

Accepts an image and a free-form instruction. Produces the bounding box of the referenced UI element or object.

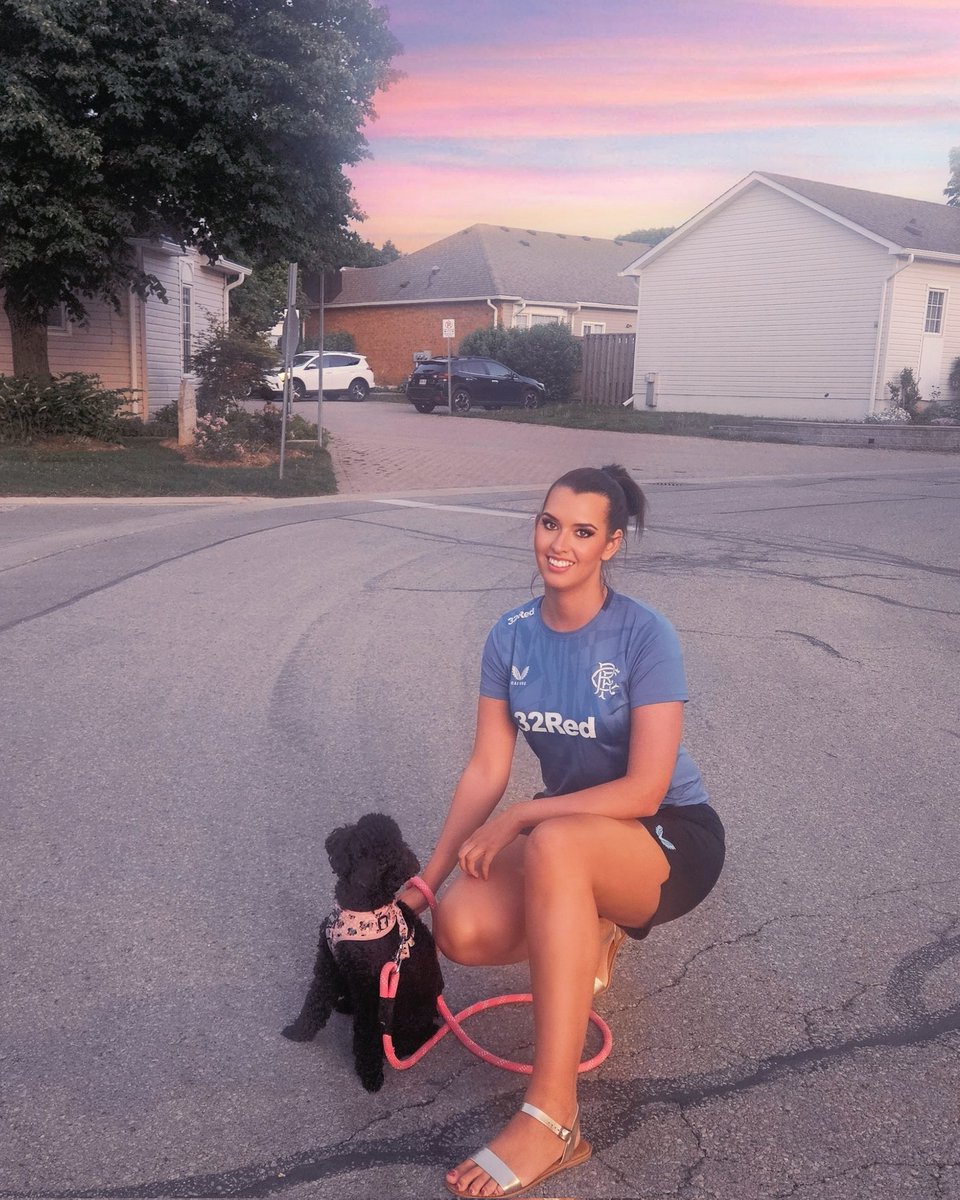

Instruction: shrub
[150,403,180,436]
[323,330,356,352]
[865,404,911,424]
[458,324,582,403]
[193,412,246,460]
[886,367,923,421]
[0,373,131,443]
[191,323,278,416]
[191,405,317,459]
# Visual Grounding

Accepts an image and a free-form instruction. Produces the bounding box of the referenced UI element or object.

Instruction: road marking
[376,499,531,520]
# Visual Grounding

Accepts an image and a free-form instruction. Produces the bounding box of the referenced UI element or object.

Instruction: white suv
[266,352,375,401]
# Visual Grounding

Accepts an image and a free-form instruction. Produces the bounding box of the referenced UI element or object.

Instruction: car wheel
[292,379,307,399]
[451,387,472,414]
[413,401,436,414]
[347,378,369,402]
[522,389,543,410]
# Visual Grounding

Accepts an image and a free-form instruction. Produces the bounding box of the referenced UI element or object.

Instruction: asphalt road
[1,430,959,1199]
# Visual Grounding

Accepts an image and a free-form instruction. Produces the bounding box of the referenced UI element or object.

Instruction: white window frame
[182,284,193,372]
[513,305,567,329]
[45,303,71,335]
[581,321,606,335]
[923,288,946,335]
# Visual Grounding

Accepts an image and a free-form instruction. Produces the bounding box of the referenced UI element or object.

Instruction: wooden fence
[574,332,636,406]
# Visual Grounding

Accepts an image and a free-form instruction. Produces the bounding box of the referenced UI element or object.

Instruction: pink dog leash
[380,875,613,1075]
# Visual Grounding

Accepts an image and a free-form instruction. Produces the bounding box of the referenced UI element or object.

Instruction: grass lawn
[0,437,337,498]
[475,403,764,437]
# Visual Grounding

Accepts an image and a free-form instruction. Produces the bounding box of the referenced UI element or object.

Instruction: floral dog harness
[326,901,414,966]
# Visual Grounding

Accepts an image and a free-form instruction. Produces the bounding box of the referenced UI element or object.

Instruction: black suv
[405,356,546,414]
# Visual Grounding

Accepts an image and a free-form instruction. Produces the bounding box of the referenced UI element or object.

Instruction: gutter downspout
[513,299,527,329]
[224,269,249,324]
[486,298,498,328]
[869,252,914,416]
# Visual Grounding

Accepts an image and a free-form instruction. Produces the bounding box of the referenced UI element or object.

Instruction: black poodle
[281,812,444,1092]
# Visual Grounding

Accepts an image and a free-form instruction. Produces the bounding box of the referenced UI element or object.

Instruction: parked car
[405,356,546,414]
[265,351,375,400]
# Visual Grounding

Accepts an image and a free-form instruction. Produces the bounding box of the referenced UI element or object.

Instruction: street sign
[442,318,456,339]
[281,307,300,361]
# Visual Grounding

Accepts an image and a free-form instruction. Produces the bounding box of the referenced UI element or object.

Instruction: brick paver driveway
[320,400,960,493]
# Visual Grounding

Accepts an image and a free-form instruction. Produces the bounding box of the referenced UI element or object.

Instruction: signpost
[442,318,455,414]
[278,263,298,481]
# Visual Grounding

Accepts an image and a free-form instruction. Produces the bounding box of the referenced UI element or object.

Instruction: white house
[623,173,960,419]
[0,242,249,416]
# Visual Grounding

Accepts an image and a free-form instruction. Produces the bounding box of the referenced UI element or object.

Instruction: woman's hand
[395,883,429,915]
[457,806,522,880]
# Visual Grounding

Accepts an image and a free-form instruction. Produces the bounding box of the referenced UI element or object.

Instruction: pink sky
[347,0,960,251]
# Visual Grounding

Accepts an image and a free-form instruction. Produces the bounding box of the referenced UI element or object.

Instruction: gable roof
[623,173,960,273]
[330,224,643,308]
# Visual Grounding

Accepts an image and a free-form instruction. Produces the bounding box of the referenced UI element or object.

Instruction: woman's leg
[434,838,529,966]
[446,814,669,1198]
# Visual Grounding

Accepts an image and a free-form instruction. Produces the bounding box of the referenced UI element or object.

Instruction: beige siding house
[624,173,960,419]
[1,243,248,415]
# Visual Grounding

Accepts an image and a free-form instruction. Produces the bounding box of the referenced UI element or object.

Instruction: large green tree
[0,0,400,377]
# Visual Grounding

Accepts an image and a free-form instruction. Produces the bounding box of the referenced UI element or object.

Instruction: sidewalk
[322,401,960,494]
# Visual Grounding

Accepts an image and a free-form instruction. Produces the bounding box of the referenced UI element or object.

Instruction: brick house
[310,224,644,386]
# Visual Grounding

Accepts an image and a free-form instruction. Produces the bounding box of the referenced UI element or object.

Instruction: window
[581,322,606,335]
[924,289,946,334]
[45,303,69,333]
[485,361,512,378]
[513,306,566,329]
[181,285,193,371]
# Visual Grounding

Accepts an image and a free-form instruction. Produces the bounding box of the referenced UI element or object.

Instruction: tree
[615,227,676,246]
[229,238,402,336]
[349,238,402,267]
[459,324,582,403]
[0,0,400,378]
[945,146,960,206]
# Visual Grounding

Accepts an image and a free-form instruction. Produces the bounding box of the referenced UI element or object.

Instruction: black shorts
[626,802,726,939]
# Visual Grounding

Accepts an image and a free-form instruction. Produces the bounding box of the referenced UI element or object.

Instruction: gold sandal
[594,922,627,995]
[445,1102,592,1198]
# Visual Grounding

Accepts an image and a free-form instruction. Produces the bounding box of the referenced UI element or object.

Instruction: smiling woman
[397,462,725,1198]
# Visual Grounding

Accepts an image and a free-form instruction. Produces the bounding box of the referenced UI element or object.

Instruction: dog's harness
[327,901,414,967]
[380,877,613,1075]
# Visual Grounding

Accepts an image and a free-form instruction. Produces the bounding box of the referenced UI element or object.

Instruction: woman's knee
[524,815,593,873]
[434,893,504,965]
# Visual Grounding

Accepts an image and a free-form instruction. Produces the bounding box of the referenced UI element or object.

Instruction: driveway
[319,399,960,493]
[1,427,958,1199]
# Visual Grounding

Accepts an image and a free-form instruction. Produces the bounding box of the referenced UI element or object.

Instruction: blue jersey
[480,590,708,807]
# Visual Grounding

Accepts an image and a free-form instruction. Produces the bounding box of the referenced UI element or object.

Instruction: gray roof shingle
[330,224,643,307]
[760,173,960,255]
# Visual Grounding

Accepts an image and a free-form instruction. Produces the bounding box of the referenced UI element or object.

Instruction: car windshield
[292,354,316,367]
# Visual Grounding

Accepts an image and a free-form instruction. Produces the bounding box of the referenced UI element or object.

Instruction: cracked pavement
[1,418,958,1198]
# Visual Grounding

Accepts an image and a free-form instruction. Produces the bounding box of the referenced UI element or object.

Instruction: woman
[401,464,725,1199]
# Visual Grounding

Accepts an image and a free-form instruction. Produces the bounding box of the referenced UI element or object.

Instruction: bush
[150,403,180,436]
[458,324,582,402]
[323,331,356,352]
[886,367,923,421]
[0,373,131,443]
[191,404,317,460]
[191,323,278,416]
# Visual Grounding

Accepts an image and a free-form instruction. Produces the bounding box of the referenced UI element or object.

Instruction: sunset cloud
[350,0,960,250]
